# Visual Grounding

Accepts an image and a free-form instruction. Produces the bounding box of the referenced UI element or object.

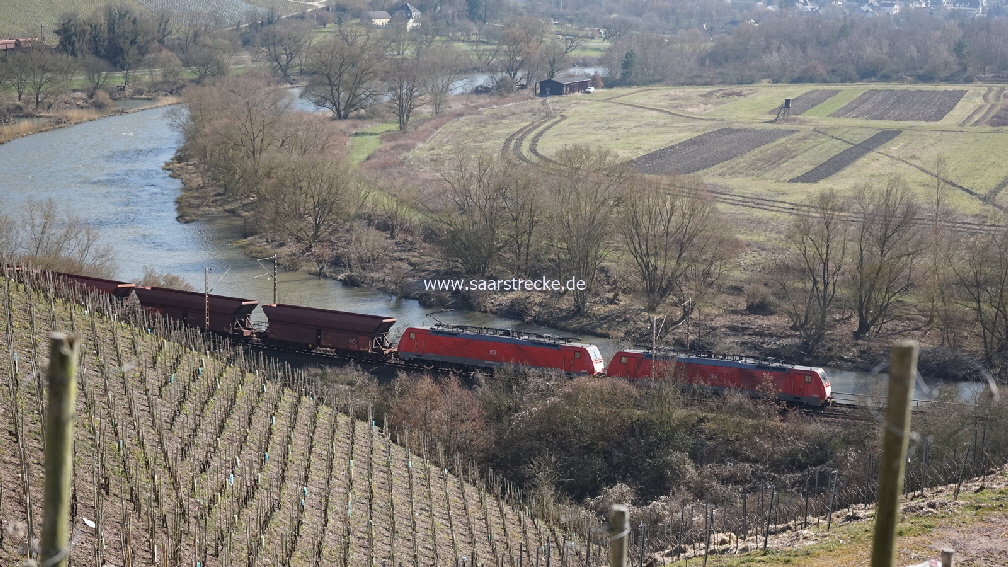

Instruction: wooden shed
[538,76,591,96]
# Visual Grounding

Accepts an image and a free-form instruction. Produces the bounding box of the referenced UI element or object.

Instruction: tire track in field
[984,173,1008,206]
[500,120,534,160]
[527,114,566,163]
[975,86,1005,126]
[511,116,552,163]
[685,185,996,234]
[960,86,992,127]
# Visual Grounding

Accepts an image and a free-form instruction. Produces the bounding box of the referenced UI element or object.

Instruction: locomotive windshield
[817,369,830,386]
[587,345,603,363]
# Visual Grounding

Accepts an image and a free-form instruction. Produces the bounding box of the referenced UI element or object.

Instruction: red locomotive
[397,325,605,375]
[607,350,832,407]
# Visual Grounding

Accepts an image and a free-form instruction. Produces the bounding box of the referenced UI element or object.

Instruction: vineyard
[0,269,597,567]
[0,0,306,36]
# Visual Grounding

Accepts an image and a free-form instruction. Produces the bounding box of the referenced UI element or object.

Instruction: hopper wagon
[135,286,258,337]
[607,350,832,407]
[397,325,605,375]
[261,303,396,355]
[53,272,136,298]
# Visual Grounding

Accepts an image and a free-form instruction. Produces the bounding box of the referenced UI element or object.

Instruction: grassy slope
[411,83,1008,219]
[0,0,309,36]
[663,473,1008,567]
[0,274,586,566]
[0,0,144,36]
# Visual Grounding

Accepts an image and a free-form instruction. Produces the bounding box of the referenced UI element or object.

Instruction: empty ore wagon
[261,303,397,355]
[134,287,258,336]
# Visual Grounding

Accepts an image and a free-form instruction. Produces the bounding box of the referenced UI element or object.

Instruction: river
[0,105,618,355]
[0,104,995,405]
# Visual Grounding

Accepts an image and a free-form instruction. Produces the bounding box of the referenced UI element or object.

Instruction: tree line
[604,15,1008,86]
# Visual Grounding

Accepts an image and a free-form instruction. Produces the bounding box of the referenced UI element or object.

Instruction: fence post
[940,548,954,567]
[870,340,917,567]
[40,333,81,567]
[609,505,628,567]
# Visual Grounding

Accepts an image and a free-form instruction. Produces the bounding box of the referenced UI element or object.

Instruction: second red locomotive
[607,350,833,407]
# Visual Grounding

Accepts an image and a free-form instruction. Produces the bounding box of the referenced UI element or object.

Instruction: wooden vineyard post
[609,505,628,567]
[40,333,81,567]
[870,340,917,567]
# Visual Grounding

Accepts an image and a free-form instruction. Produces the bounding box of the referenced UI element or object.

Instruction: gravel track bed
[789,129,902,183]
[767,89,840,115]
[633,128,796,175]
[830,89,966,121]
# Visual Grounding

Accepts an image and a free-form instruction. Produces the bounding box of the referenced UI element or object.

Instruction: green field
[412,83,1008,218]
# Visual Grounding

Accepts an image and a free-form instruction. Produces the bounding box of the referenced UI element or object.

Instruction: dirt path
[975,86,1006,126]
[527,114,566,163]
[959,86,993,127]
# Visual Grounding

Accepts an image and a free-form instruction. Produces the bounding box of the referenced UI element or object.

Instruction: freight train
[40,269,832,406]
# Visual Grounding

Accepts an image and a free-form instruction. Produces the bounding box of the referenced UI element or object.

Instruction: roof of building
[541,75,592,85]
[366,10,391,19]
[393,3,422,18]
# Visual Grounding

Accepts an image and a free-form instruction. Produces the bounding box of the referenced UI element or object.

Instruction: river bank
[0,95,180,145]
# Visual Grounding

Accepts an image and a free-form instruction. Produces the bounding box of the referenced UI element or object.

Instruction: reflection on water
[826,367,989,405]
[0,105,617,354]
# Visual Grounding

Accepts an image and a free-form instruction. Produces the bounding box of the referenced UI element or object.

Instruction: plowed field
[789,129,903,183]
[767,89,840,115]
[830,89,966,121]
[633,127,796,175]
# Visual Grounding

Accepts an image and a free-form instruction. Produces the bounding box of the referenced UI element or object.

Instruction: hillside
[0,270,595,566]
[411,84,1008,218]
[0,0,310,36]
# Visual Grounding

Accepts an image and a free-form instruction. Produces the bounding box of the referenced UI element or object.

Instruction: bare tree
[81,54,113,97]
[179,73,294,198]
[258,154,366,273]
[848,177,924,338]
[497,17,549,87]
[429,154,510,276]
[774,188,848,348]
[543,145,629,312]
[956,218,1008,370]
[258,20,313,81]
[620,174,734,314]
[12,198,115,277]
[420,44,469,115]
[386,54,423,131]
[303,25,385,120]
[3,48,76,110]
[499,163,544,278]
[138,266,196,291]
[179,35,233,83]
[924,155,964,346]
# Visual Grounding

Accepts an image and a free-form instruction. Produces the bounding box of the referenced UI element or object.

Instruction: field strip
[633,127,796,175]
[830,89,967,122]
[605,99,722,122]
[789,129,902,183]
[527,114,566,163]
[975,86,1006,126]
[766,89,841,116]
[806,129,1002,211]
[960,86,992,127]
